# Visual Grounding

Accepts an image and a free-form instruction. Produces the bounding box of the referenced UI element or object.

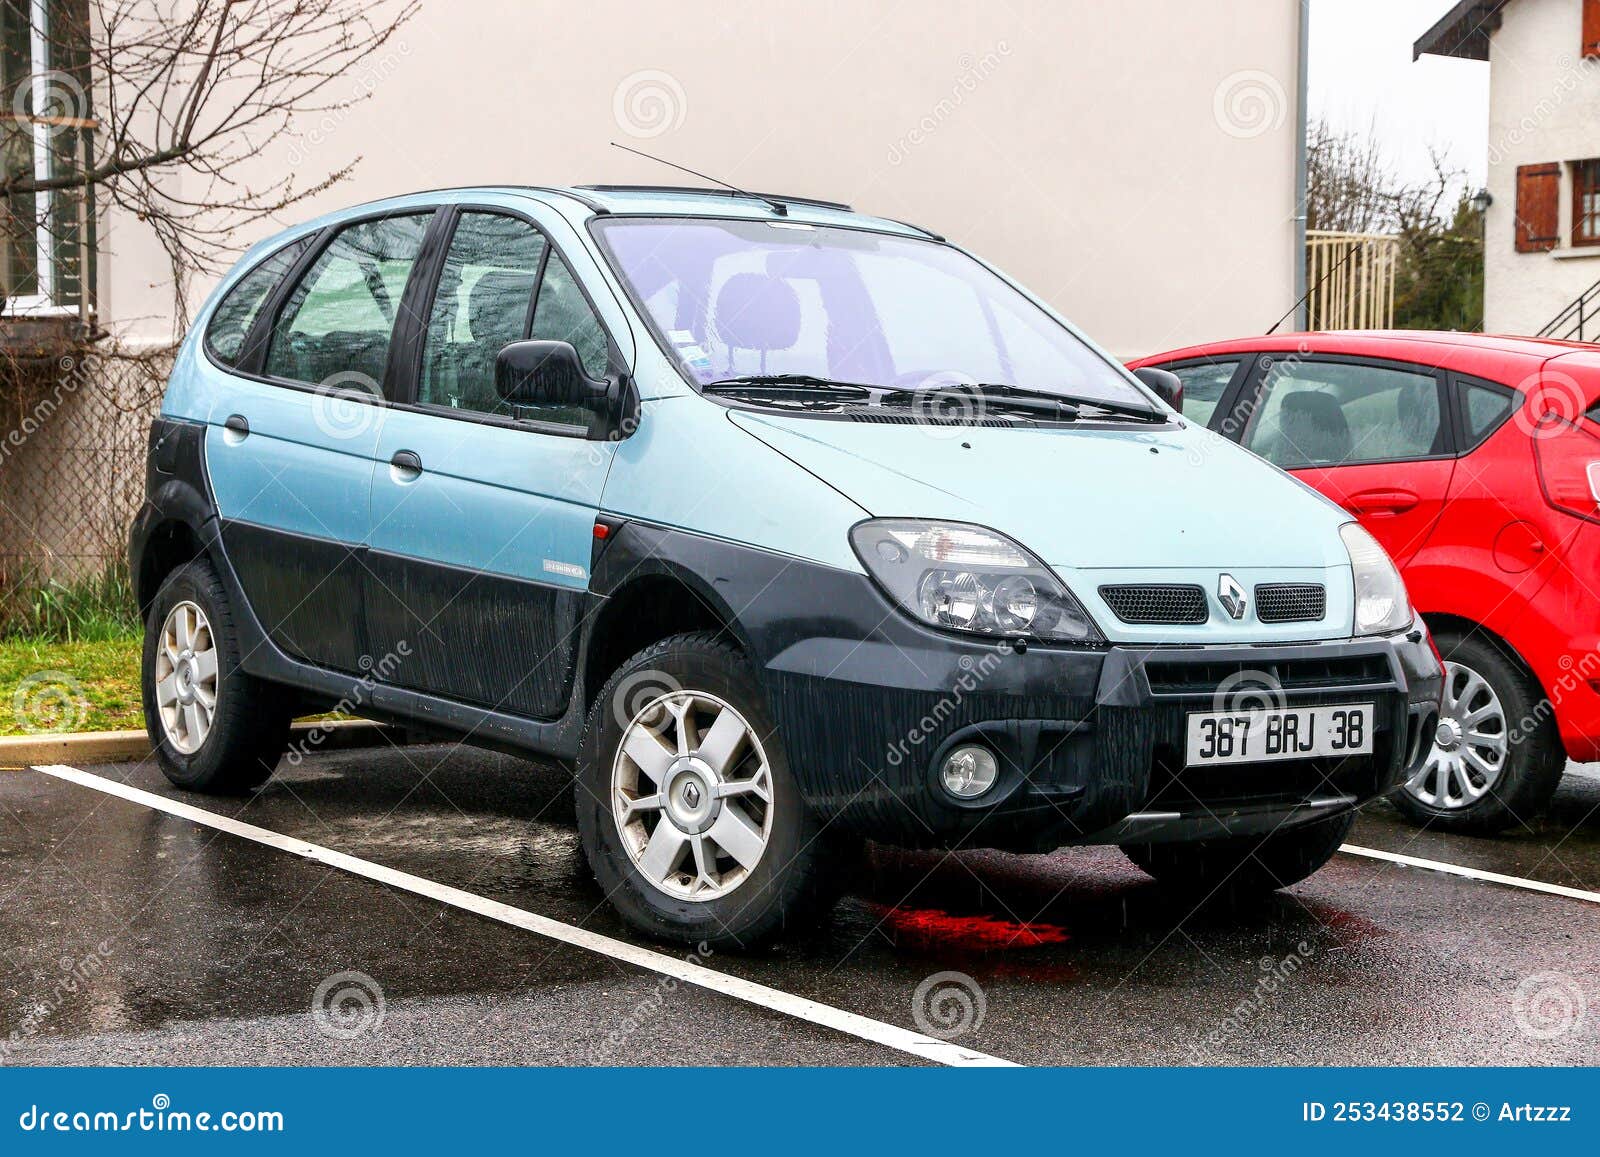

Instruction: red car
[1130,331,1600,834]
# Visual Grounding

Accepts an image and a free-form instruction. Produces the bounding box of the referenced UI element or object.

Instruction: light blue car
[130,185,1443,946]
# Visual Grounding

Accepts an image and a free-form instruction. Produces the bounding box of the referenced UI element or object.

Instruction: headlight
[1340,522,1412,636]
[848,519,1101,642]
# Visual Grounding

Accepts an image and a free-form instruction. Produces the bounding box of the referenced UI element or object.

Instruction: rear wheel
[1392,630,1563,835]
[141,558,293,793]
[1121,811,1355,897]
[576,632,839,949]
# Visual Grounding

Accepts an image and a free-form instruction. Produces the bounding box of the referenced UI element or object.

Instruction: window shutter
[1585,0,1600,57]
[1515,163,1561,252]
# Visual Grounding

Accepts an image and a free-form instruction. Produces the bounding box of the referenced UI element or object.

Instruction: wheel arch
[583,566,748,711]
[134,517,208,617]
[1421,612,1545,695]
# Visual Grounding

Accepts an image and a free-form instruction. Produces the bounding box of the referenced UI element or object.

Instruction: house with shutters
[1417,0,1600,337]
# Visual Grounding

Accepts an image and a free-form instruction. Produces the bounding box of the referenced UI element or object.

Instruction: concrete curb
[0,718,402,769]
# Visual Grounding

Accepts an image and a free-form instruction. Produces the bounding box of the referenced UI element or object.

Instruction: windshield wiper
[702,374,877,402]
[878,382,1165,423]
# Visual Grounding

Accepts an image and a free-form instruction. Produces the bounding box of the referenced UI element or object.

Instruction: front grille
[1144,654,1391,695]
[1099,584,1208,625]
[1255,583,1326,623]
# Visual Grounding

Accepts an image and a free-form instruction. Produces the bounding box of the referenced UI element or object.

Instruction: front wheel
[1391,630,1564,835]
[575,632,839,949]
[1121,811,1355,897]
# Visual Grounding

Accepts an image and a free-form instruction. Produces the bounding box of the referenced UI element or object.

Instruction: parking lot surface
[2,744,1596,1066]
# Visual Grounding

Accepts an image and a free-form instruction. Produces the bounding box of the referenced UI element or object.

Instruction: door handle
[222,413,249,444]
[389,449,423,482]
[1347,489,1419,516]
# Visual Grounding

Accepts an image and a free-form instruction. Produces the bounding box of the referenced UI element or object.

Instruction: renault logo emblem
[681,781,701,808]
[1218,573,1248,620]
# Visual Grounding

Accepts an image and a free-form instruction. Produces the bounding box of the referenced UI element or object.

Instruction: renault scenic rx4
[131,185,1444,946]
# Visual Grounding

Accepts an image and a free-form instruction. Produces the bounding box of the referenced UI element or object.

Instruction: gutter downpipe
[1293,0,1311,332]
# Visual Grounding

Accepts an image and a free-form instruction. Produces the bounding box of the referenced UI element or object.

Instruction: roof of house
[1413,0,1509,61]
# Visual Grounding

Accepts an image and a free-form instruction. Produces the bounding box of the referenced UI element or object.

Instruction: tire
[1121,811,1355,898]
[141,557,293,793]
[1390,629,1564,835]
[575,632,839,949]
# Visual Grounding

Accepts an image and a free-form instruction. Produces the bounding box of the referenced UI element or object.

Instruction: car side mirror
[1133,366,1183,411]
[494,340,637,438]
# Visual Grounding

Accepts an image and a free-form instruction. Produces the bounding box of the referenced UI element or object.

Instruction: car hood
[727,410,1353,571]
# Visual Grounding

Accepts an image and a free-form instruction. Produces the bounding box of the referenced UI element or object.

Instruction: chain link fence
[0,344,165,634]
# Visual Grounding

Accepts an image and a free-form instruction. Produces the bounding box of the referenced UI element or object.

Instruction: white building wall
[99,0,1302,361]
[1484,0,1600,334]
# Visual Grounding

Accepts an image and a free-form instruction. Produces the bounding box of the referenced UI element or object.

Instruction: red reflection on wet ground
[870,904,1070,952]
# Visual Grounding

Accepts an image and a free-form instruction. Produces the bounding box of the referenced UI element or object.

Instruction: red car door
[1235,355,1456,564]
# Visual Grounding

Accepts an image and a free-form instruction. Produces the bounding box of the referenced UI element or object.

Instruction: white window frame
[5,0,81,316]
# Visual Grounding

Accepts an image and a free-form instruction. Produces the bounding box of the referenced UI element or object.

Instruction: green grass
[1,566,141,642]
[0,630,144,735]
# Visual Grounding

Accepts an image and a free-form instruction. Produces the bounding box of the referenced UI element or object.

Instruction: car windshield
[591,216,1150,407]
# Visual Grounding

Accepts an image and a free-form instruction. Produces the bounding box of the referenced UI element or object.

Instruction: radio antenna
[609,141,788,216]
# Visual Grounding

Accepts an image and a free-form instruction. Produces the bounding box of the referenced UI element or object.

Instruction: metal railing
[1537,277,1600,342]
[1305,230,1399,331]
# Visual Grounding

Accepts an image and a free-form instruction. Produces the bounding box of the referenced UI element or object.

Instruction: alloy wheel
[1405,659,1510,809]
[154,600,220,754]
[611,689,774,901]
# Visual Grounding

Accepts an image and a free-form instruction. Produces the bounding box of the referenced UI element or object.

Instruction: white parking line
[30,764,1016,1068]
[1341,843,1600,905]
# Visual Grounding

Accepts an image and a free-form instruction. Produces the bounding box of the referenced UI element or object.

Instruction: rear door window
[264,214,432,393]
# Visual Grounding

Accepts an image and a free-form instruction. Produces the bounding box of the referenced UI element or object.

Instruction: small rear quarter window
[206,238,312,368]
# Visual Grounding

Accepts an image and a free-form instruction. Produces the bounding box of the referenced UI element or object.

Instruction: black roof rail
[575,184,854,213]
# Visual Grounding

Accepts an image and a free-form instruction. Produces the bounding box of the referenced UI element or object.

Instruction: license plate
[1184,704,1373,766]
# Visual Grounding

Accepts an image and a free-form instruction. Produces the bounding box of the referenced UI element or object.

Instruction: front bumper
[764,616,1443,852]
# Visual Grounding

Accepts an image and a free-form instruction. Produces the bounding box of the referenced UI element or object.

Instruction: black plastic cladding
[589,521,1444,851]
[133,455,1444,852]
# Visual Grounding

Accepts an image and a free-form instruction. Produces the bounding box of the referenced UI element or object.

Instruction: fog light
[940,744,999,799]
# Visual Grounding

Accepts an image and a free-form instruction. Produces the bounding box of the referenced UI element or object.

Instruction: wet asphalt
[1,742,1596,1067]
